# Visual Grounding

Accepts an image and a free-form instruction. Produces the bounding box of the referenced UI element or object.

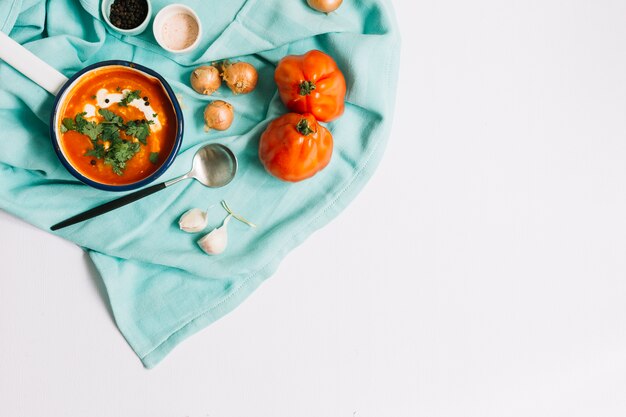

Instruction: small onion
[222,62,258,95]
[204,100,234,132]
[190,65,221,96]
[307,0,343,13]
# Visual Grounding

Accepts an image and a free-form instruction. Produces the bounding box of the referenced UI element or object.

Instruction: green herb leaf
[118,90,141,107]
[104,141,141,176]
[98,108,124,125]
[61,117,76,133]
[149,152,159,164]
[101,123,121,143]
[85,143,106,159]
[125,120,151,145]
[74,112,88,132]
[80,122,103,142]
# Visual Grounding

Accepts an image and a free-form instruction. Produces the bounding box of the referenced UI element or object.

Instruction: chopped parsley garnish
[60,118,75,133]
[61,112,86,133]
[118,90,142,107]
[98,108,124,125]
[124,120,152,145]
[81,121,103,141]
[105,141,141,175]
[85,143,106,159]
[101,123,121,143]
[61,109,154,176]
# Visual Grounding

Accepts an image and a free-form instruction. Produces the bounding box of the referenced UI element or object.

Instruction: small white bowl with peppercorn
[101,0,152,36]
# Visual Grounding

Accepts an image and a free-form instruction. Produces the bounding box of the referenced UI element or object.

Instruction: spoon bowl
[190,144,238,188]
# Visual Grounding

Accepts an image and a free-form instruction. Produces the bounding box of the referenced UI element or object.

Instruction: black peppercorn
[109,0,148,30]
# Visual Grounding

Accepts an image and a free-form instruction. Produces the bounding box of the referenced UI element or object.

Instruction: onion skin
[307,0,343,13]
[190,66,221,96]
[222,62,258,95]
[204,100,234,132]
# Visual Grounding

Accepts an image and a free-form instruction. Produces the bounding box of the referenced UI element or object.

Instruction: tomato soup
[57,66,178,185]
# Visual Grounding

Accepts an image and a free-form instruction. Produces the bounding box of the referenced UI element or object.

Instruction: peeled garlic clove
[179,208,208,233]
[198,216,231,255]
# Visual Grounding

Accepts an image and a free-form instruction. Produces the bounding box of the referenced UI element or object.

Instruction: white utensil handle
[0,31,68,95]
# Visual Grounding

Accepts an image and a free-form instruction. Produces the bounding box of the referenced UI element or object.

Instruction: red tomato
[274,50,347,123]
[259,113,334,182]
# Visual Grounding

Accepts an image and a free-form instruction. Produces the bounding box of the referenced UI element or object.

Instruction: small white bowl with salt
[153,4,202,54]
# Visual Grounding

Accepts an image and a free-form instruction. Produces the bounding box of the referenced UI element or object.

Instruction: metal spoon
[50,143,238,231]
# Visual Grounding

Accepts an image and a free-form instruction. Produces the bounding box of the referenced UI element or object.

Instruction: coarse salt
[160,13,199,51]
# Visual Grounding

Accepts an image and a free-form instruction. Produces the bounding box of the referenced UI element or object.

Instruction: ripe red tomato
[274,50,347,123]
[259,113,334,182]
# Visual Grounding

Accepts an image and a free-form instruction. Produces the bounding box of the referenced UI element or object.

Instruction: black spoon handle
[50,182,167,231]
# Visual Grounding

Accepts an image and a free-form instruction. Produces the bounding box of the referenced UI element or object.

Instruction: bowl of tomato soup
[50,61,183,191]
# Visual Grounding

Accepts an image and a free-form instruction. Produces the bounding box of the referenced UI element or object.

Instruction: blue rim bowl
[49,60,184,192]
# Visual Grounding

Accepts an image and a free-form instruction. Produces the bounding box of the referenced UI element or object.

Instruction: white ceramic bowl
[101,0,152,36]
[153,4,202,54]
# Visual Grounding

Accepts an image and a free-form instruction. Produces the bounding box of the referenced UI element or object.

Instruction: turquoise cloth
[0,0,400,368]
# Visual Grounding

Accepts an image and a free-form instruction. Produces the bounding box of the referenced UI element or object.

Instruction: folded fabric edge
[139,257,276,368]
[0,0,21,34]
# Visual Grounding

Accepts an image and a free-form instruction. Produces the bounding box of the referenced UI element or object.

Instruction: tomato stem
[299,80,317,96]
[296,119,315,136]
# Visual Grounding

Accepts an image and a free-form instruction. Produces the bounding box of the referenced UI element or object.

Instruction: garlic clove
[197,216,231,255]
[179,208,208,233]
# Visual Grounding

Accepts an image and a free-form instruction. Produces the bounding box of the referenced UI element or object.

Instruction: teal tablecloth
[0,0,400,367]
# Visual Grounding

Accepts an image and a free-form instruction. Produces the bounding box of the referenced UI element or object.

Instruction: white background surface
[2,1,626,416]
